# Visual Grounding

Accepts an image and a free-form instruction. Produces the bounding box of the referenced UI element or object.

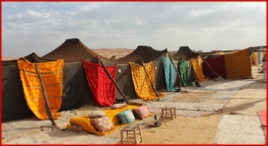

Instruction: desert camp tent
[172,46,203,84]
[113,45,177,101]
[43,38,109,62]
[42,38,116,107]
[2,39,116,122]
[173,46,199,61]
[203,48,252,80]
[200,46,266,66]
[173,46,252,80]
[2,53,56,122]
[2,52,97,122]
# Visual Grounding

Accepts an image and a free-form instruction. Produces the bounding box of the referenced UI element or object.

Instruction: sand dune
[91,48,134,59]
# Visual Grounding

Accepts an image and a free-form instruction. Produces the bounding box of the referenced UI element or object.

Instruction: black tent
[2,38,114,122]
[113,45,172,100]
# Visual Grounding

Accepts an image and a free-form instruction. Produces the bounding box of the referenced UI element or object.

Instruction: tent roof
[42,38,111,62]
[247,45,266,55]
[114,45,168,64]
[2,52,53,65]
[172,46,199,60]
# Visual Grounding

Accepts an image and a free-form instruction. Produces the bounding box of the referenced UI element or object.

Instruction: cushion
[133,105,150,120]
[88,110,106,118]
[90,116,115,133]
[117,109,136,124]
[110,103,127,109]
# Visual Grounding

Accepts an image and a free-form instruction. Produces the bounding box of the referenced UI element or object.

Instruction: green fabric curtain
[178,60,193,86]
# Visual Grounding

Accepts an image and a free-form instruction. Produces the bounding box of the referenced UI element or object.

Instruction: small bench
[161,107,176,120]
[120,126,142,144]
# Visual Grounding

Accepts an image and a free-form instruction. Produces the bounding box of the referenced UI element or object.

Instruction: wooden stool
[161,107,176,120]
[120,126,142,144]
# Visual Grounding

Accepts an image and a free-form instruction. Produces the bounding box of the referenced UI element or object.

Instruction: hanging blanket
[17,59,64,120]
[203,55,227,79]
[162,56,176,91]
[178,60,193,86]
[251,52,257,65]
[82,60,116,107]
[224,48,252,79]
[190,57,208,82]
[129,62,165,100]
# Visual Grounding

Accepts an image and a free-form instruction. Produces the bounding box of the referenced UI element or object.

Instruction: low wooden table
[120,126,142,144]
[161,107,176,120]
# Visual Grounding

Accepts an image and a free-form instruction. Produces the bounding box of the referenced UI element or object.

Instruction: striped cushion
[117,109,136,124]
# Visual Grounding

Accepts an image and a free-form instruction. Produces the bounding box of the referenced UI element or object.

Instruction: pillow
[110,103,127,109]
[88,110,106,118]
[90,116,115,133]
[134,105,150,120]
[117,109,136,124]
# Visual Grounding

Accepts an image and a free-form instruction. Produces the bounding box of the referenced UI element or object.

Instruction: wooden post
[35,63,57,126]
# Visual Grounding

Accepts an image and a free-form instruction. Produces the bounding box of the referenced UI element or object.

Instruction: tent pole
[97,58,130,104]
[138,59,161,101]
[35,63,58,127]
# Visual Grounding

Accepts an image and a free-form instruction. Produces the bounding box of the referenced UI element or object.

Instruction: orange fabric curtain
[17,59,64,120]
[224,48,252,79]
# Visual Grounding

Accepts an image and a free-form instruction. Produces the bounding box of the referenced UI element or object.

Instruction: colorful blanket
[129,62,165,100]
[190,57,208,82]
[17,59,64,120]
[224,48,252,79]
[203,55,227,79]
[82,60,116,107]
[178,60,193,86]
[162,56,176,91]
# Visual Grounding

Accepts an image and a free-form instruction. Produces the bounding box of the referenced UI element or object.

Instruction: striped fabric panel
[17,59,64,120]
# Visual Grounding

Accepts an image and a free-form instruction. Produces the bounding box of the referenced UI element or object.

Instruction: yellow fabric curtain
[67,105,144,136]
[224,48,252,79]
[252,52,257,65]
[17,59,64,120]
[129,62,165,100]
[190,57,208,81]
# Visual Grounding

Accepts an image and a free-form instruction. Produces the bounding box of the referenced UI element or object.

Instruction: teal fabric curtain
[178,60,193,86]
[162,56,176,91]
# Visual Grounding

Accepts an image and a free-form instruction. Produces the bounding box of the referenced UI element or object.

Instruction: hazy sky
[2,2,266,57]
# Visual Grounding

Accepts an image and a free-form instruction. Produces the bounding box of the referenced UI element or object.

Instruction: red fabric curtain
[203,56,227,79]
[82,60,116,107]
